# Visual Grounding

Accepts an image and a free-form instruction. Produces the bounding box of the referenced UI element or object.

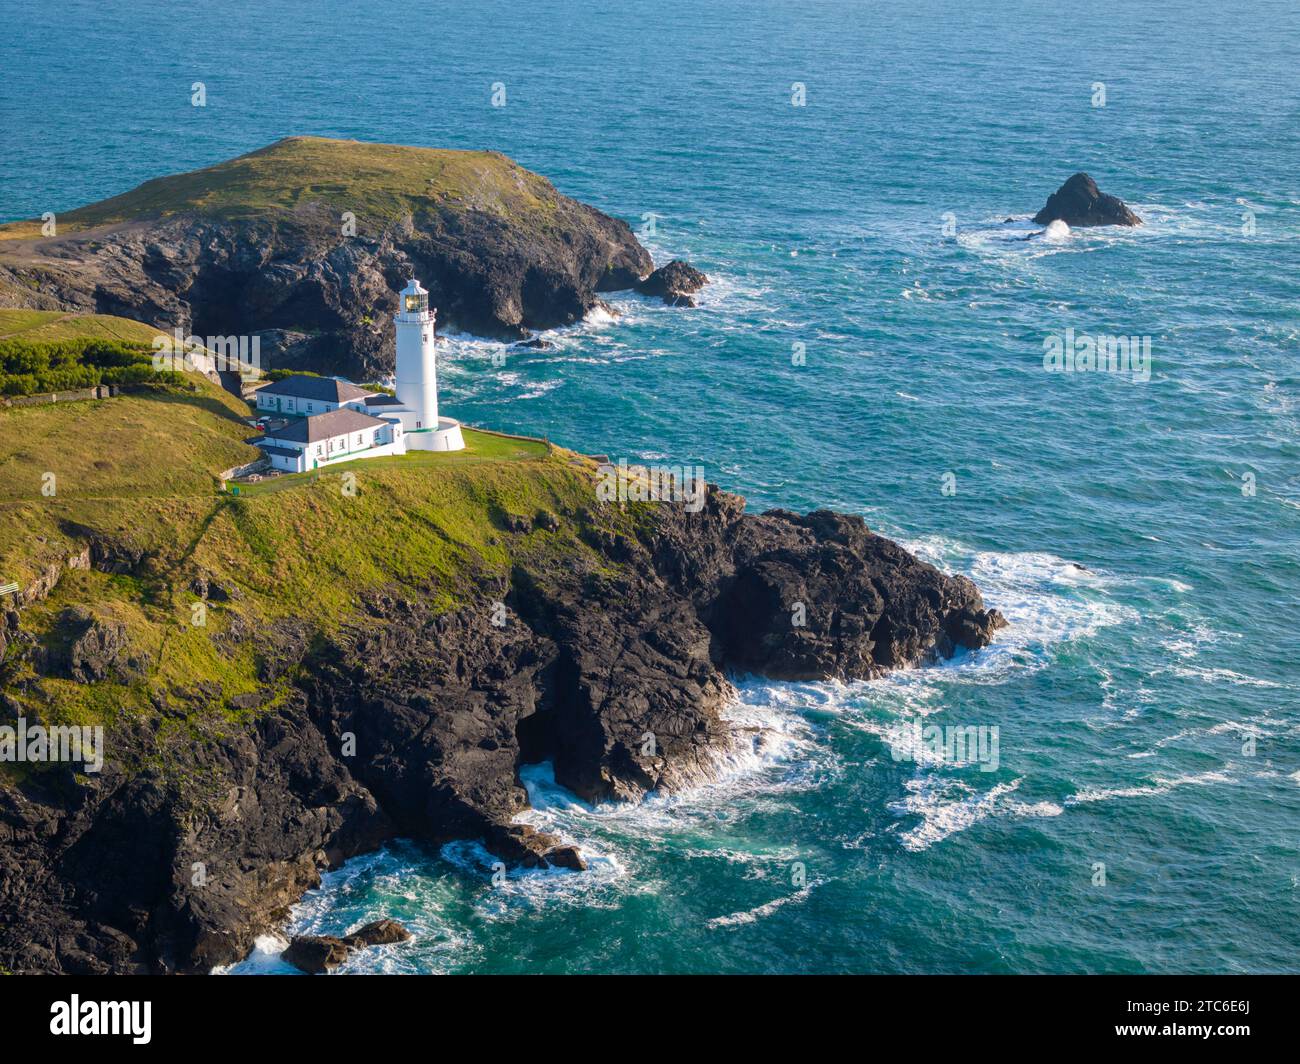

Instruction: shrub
[0,336,180,397]
[264,368,322,382]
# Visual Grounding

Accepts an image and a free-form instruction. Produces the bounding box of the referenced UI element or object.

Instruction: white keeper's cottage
[252,279,465,473]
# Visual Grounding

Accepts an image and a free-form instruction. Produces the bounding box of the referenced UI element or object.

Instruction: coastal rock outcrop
[44,606,146,683]
[0,137,709,380]
[1033,172,1141,228]
[636,260,709,307]
[0,483,1004,975]
[282,919,412,974]
[649,502,1007,680]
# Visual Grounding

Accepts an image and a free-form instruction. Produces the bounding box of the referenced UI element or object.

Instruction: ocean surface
[3,0,1298,973]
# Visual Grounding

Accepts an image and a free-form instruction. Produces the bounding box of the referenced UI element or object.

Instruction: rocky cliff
[0,466,1003,974]
[0,137,686,380]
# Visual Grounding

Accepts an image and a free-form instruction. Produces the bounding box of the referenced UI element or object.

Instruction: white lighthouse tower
[385,278,464,451]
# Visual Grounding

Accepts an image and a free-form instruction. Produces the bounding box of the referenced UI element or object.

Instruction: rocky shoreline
[0,138,710,382]
[0,481,1004,974]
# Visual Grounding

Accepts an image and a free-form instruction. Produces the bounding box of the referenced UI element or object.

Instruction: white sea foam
[212,934,292,975]
[218,845,473,974]
[706,880,821,929]
[900,541,1140,680]
[954,208,1158,261]
[1161,665,1292,690]
[1065,769,1234,806]
[447,688,830,904]
[582,303,619,327]
[889,777,1062,852]
[1152,721,1261,748]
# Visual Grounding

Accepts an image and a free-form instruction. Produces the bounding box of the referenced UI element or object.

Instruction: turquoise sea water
[4,0,1298,973]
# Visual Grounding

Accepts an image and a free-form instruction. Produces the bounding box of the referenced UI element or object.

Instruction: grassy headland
[0,356,613,769]
[0,136,562,240]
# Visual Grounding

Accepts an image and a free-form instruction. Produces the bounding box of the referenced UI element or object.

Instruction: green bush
[263,368,322,381]
[103,364,181,386]
[0,336,178,397]
[82,339,152,369]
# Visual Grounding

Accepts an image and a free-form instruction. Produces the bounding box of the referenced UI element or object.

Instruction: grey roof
[257,444,302,459]
[255,375,374,403]
[263,407,390,444]
[363,394,404,407]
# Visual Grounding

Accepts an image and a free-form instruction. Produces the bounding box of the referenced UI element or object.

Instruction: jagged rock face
[0,486,1004,974]
[716,510,1004,679]
[0,698,391,974]
[638,492,1006,680]
[1033,172,1142,228]
[0,206,651,380]
[635,259,709,307]
[44,606,145,684]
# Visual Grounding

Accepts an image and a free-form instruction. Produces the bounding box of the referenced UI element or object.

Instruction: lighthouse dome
[399,278,429,317]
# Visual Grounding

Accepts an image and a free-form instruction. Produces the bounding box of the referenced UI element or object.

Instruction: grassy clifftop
[0,309,171,345]
[0,137,652,373]
[0,136,561,240]
[0,372,614,765]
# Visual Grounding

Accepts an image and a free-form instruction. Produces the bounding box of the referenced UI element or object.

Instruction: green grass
[0,136,564,240]
[0,380,624,780]
[0,309,169,345]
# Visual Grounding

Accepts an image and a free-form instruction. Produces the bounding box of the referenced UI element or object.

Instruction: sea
[2,0,1297,973]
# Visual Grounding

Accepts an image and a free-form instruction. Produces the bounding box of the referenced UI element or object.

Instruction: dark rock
[534,510,561,532]
[0,610,15,660]
[503,512,533,534]
[344,918,412,948]
[642,496,1007,682]
[1033,173,1141,228]
[190,574,234,602]
[282,935,351,974]
[255,617,311,681]
[483,824,557,868]
[543,845,588,871]
[515,337,555,350]
[46,606,145,684]
[0,139,655,380]
[283,918,411,973]
[0,478,1005,975]
[88,534,148,575]
[635,260,709,307]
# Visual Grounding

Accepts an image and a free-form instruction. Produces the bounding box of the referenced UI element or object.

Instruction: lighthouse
[385,278,464,451]
[395,279,438,428]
